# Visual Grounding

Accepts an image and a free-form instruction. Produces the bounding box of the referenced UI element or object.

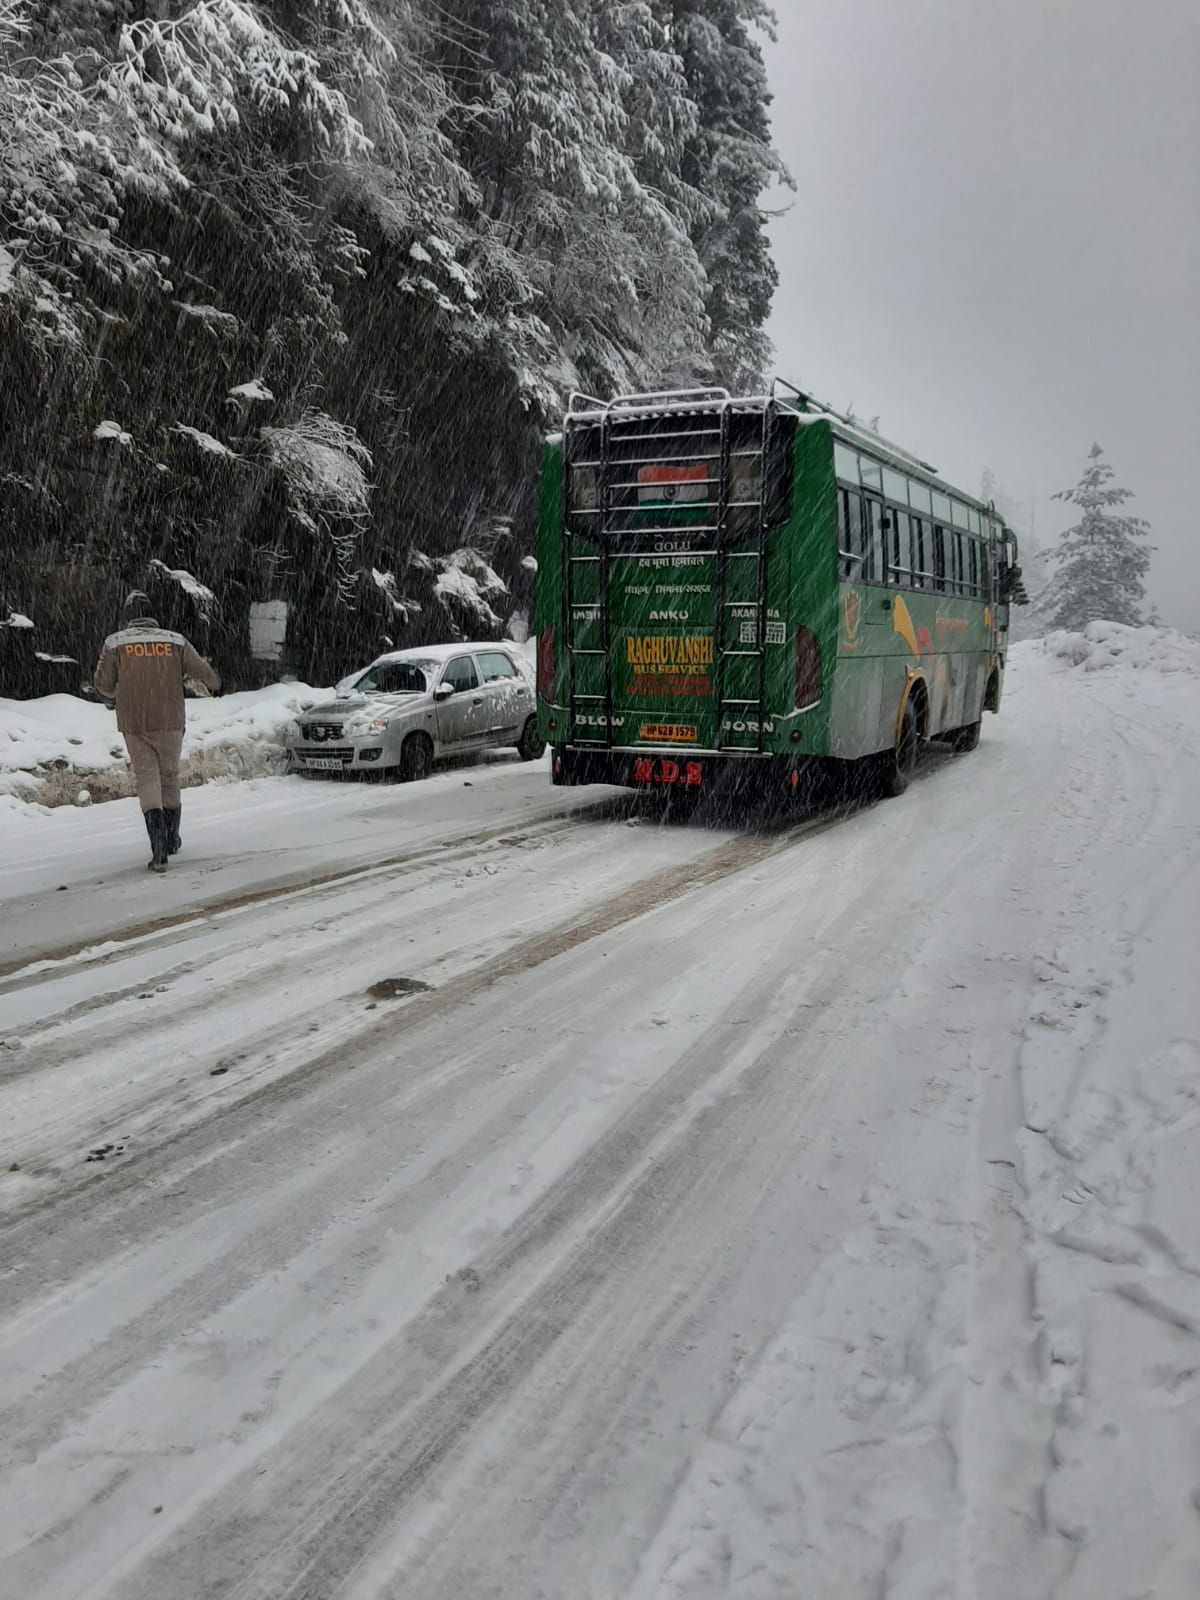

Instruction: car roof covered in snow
[359,641,521,671]
[339,640,524,684]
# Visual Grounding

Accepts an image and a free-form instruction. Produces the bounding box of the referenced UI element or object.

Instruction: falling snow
[0,5,1192,1599]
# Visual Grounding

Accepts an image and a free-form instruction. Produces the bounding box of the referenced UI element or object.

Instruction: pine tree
[1047,444,1153,631]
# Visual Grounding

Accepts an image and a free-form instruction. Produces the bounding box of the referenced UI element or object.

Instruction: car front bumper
[287,732,399,772]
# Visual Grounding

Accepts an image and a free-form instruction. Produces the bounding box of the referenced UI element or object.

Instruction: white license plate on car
[304,757,344,771]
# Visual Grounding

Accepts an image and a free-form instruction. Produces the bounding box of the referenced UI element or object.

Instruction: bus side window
[911,518,926,589]
[981,542,993,602]
[865,499,885,584]
[838,488,864,580]
[948,532,962,595]
[883,508,896,585]
[888,510,911,586]
[933,526,947,593]
[968,538,979,597]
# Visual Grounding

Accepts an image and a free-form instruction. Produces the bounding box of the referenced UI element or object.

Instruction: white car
[287,643,544,781]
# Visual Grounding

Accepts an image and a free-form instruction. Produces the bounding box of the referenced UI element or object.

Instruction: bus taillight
[795,626,821,709]
[537,626,555,699]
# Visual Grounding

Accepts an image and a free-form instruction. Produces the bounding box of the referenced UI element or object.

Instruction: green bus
[534,382,1026,798]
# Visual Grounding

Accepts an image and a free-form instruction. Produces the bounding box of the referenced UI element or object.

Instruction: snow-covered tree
[670,0,789,386]
[1046,445,1153,631]
[0,0,786,691]
[435,0,708,398]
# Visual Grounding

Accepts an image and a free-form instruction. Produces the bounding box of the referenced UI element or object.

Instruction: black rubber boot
[143,807,169,873]
[164,805,182,856]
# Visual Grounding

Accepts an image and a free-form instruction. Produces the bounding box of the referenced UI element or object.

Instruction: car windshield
[360,660,435,694]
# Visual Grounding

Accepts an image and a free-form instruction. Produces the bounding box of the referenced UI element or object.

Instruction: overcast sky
[761,0,1198,627]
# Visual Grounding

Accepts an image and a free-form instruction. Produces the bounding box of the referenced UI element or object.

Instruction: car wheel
[517,715,546,762]
[397,732,433,782]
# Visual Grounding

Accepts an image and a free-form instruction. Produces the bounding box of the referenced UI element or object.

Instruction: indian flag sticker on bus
[637,463,708,504]
[638,723,698,744]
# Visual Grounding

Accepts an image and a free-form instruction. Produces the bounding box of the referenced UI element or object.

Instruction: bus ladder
[563,544,611,742]
[563,412,612,745]
[712,402,772,754]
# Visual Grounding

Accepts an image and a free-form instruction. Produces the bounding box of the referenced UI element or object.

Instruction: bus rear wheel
[950,720,981,754]
[878,699,919,798]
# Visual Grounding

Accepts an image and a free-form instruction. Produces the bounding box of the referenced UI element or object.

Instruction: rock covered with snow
[228,378,274,402]
[148,559,216,611]
[171,423,237,458]
[93,420,133,447]
[433,549,509,630]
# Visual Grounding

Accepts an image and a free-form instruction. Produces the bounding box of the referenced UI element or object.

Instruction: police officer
[94,591,220,872]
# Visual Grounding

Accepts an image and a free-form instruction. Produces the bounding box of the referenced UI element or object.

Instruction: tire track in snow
[0,735,1020,1600]
[84,815,921,1600]
[960,667,1200,1599]
[2,800,864,1235]
[0,798,631,990]
[1,808,778,1216]
[0,788,925,1600]
[2,812,598,1067]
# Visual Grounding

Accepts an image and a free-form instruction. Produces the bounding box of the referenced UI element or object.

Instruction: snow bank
[0,682,326,818]
[1043,620,1200,675]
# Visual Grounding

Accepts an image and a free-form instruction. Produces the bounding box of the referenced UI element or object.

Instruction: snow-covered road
[2,629,1198,1599]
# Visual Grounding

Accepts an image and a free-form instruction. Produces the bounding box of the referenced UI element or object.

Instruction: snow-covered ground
[1,628,1197,1599]
[1,635,537,816]
[0,680,326,814]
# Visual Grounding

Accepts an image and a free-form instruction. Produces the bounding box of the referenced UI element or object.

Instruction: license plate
[632,757,702,787]
[638,722,697,744]
[303,757,344,771]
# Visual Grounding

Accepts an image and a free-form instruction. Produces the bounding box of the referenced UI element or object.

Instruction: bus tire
[878,699,919,798]
[397,732,433,783]
[517,716,546,762]
[951,720,981,754]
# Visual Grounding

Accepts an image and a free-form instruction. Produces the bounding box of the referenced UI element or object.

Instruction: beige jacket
[93,616,219,735]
